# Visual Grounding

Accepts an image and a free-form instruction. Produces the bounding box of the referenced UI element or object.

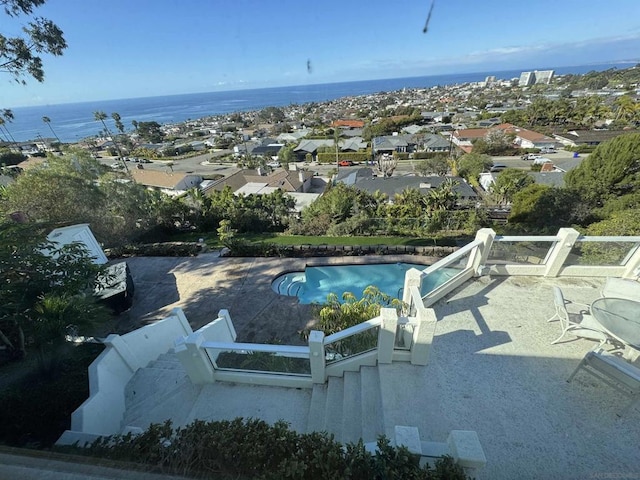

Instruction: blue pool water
[271,263,457,304]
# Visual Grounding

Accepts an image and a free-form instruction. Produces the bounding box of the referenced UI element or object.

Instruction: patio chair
[601,277,640,302]
[547,286,609,347]
[567,348,640,416]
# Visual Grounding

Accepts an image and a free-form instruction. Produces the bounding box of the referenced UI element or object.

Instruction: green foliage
[0,343,103,447]
[490,168,534,204]
[565,133,640,206]
[317,151,371,164]
[455,152,493,185]
[312,286,404,337]
[415,155,449,176]
[564,144,596,153]
[135,121,164,143]
[0,223,108,369]
[0,149,26,165]
[67,418,468,479]
[0,0,67,83]
[362,115,422,141]
[258,106,285,123]
[508,185,591,233]
[586,208,640,236]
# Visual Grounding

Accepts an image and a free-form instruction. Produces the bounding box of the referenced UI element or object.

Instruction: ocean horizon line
[5,60,638,142]
[11,59,639,111]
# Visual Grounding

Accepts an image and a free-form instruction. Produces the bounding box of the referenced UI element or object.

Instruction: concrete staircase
[306,366,384,444]
[121,352,202,431]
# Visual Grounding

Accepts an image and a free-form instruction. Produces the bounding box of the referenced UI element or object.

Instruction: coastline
[5,61,635,143]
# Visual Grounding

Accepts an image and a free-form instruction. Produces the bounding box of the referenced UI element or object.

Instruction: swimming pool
[271,263,458,304]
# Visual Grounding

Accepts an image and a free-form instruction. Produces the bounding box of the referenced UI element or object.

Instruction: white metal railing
[324,317,382,345]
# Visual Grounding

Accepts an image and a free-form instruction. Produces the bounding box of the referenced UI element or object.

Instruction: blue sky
[2,0,640,107]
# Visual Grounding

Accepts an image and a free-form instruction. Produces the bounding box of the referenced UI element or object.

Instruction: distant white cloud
[338,32,640,79]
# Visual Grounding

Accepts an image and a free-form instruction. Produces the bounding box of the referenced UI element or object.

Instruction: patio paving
[104,254,639,478]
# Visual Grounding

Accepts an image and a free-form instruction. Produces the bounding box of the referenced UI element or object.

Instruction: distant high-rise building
[534,70,554,85]
[485,75,497,84]
[518,69,555,86]
[519,71,535,86]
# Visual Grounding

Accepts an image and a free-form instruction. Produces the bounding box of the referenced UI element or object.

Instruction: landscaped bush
[564,144,596,153]
[317,152,372,164]
[61,418,469,479]
[105,242,203,258]
[0,343,103,447]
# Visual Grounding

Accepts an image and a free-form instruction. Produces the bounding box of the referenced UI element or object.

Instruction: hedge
[63,419,469,479]
[317,152,372,164]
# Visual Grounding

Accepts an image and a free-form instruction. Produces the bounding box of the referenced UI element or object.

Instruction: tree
[0,149,161,245]
[491,168,534,204]
[0,0,67,83]
[508,185,591,233]
[136,121,164,143]
[94,111,128,171]
[455,152,493,186]
[0,109,17,145]
[565,133,640,207]
[42,115,60,143]
[111,112,124,134]
[415,155,448,176]
[0,223,108,373]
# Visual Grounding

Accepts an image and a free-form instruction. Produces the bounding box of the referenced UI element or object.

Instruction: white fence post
[544,228,579,277]
[403,268,424,306]
[103,334,141,373]
[622,244,640,279]
[378,308,398,364]
[470,228,496,276]
[174,332,215,385]
[411,308,438,366]
[308,330,326,384]
[171,307,194,336]
[218,309,237,341]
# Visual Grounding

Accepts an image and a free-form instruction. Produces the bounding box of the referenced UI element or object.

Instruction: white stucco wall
[47,224,108,264]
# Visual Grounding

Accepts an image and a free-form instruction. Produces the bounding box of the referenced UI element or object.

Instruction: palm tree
[42,116,61,143]
[0,109,18,147]
[94,110,128,172]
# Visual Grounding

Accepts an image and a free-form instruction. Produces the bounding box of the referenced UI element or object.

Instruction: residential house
[372,135,416,155]
[204,168,314,195]
[129,168,203,197]
[553,130,634,147]
[336,168,477,203]
[294,139,335,161]
[509,126,556,149]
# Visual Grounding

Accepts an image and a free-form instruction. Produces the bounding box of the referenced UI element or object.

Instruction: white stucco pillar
[308,330,326,384]
[544,228,580,277]
[174,332,215,385]
[103,334,140,373]
[403,268,424,306]
[218,309,237,341]
[470,228,496,275]
[378,308,398,364]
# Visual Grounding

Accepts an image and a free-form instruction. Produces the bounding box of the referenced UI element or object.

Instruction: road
[101,149,586,179]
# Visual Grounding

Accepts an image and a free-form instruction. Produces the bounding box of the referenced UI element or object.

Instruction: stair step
[323,376,344,443]
[122,378,201,431]
[149,359,184,370]
[341,370,362,444]
[360,366,384,443]
[125,367,188,410]
[306,383,328,433]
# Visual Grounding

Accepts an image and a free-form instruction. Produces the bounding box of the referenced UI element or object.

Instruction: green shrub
[564,144,596,153]
[317,152,372,164]
[105,242,203,258]
[63,418,469,479]
[0,343,103,447]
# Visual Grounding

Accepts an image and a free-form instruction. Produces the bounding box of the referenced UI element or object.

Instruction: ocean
[4,62,632,143]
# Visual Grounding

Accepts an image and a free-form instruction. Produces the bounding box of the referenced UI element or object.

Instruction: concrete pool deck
[110,253,439,344]
[106,256,640,479]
